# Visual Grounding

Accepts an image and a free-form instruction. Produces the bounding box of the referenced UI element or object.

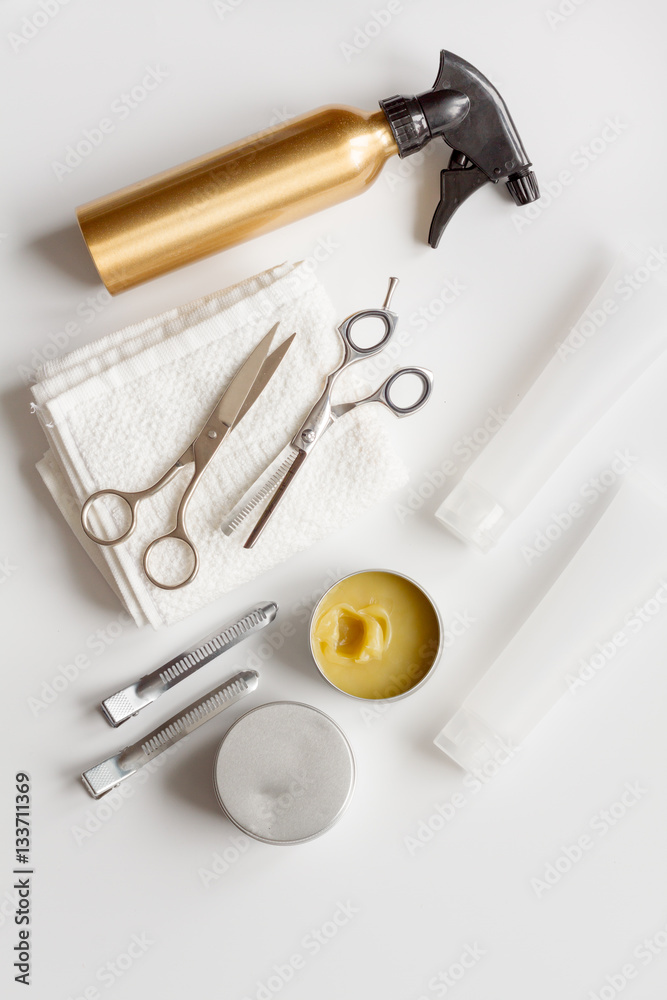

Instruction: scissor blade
[231,332,296,430]
[220,443,300,536]
[215,323,280,429]
[243,449,309,549]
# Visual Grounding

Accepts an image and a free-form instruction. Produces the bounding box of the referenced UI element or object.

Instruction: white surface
[2,1,667,997]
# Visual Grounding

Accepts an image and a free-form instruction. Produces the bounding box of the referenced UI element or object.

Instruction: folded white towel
[34,263,409,628]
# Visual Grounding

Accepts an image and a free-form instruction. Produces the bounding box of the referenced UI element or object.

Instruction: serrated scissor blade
[243,449,309,549]
[220,444,300,536]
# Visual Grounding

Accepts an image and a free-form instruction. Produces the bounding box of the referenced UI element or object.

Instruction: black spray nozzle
[379,50,539,247]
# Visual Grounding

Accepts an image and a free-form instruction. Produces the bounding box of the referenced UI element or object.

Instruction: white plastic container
[434,476,667,771]
[436,249,667,551]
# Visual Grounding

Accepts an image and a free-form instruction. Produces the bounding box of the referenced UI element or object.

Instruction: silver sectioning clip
[82,669,259,799]
[100,602,277,726]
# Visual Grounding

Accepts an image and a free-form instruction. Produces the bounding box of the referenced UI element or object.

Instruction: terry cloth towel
[33,263,409,628]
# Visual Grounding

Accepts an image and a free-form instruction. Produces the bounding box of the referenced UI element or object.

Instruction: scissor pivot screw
[301,429,316,443]
[207,430,217,439]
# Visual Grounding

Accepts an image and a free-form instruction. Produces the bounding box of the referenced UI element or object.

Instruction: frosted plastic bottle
[435,250,667,551]
[435,476,667,771]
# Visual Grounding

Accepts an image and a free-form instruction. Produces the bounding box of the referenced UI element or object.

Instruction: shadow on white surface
[27,221,101,289]
[166,727,233,819]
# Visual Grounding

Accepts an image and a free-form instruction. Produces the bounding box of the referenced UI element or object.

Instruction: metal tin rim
[213,700,356,846]
[309,568,443,703]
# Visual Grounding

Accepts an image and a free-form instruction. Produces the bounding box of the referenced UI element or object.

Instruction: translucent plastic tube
[434,476,667,771]
[436,248,667,551]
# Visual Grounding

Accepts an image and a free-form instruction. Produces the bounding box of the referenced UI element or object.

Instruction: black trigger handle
[428,157,490,248]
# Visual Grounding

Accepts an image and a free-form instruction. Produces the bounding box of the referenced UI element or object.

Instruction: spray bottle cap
[380,51,540,246]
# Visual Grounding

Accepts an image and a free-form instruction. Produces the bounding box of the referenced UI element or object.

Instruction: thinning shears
[220,278,433,548]
[81,324,295,590]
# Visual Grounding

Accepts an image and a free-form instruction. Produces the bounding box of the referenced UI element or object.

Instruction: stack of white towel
[33,263,408,627]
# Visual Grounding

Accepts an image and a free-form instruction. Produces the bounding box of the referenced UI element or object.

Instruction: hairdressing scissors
[220,277,433,548]
[81,324,295,590]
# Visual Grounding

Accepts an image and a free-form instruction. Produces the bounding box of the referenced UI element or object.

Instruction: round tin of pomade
[213,701,355,845]
[309,569,443,702]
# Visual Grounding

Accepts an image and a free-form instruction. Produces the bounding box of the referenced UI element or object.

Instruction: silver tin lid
[213,701,356,845]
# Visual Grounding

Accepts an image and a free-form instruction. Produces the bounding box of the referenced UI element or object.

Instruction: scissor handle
[142,527,200,591]
[140,442,211,589]
[380,367,433,416]
[332,367,434,420]
[337,307,398,365]
[81,462,188,548]
[336,277,401,366]
[81,488,143,546]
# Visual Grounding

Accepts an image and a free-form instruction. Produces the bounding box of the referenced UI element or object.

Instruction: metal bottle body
[77,106,398,294]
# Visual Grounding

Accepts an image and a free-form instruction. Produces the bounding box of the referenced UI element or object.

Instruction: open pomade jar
[310,570,442,701]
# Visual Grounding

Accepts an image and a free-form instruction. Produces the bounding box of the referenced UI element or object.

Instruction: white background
[2,0,667,997]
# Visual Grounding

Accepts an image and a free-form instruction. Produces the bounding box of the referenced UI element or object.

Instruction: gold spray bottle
[77,51,539,295]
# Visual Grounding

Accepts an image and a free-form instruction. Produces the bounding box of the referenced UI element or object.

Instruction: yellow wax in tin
[312,572,440,699]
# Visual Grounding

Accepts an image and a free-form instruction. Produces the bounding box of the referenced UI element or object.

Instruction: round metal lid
[213,701,356,845]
